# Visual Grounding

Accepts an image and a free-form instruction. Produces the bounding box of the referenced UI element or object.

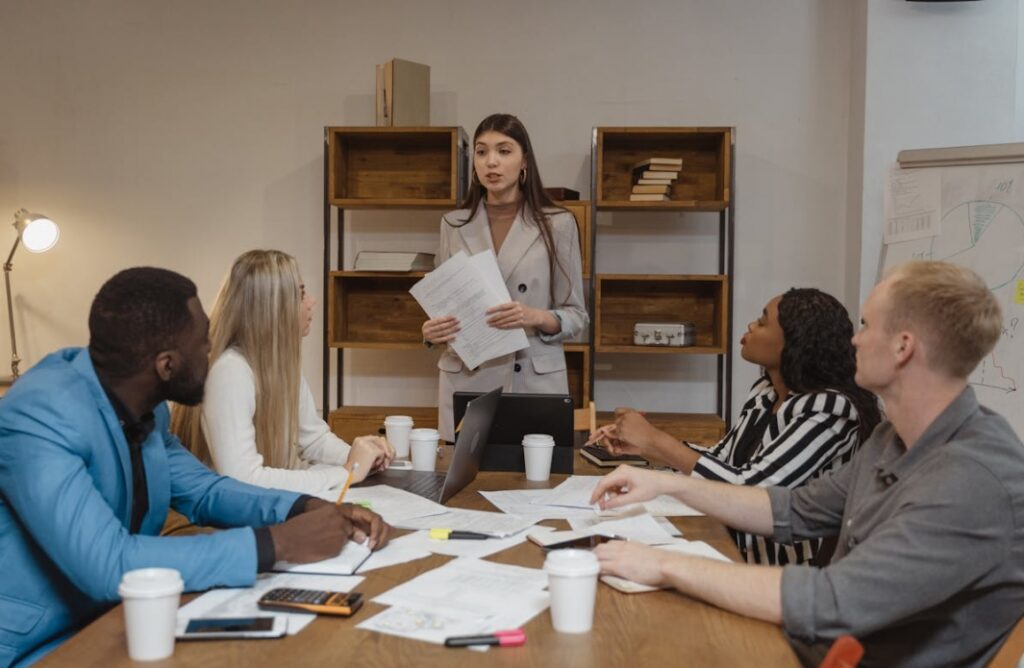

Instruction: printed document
[409,251,528,369]
[535,475,703,517]
[358,558,549,645]
[342,485,448,524]
[884,165,941,244]
[394,508,538,537]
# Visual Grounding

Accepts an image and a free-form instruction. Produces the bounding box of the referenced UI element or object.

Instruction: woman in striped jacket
[591,288,881,565]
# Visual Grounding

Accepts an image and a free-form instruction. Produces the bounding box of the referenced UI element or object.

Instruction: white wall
[1,1,856,418]
[855,0,1023,305]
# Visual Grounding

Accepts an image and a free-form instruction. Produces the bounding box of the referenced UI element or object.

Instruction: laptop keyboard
[404,473,446,500]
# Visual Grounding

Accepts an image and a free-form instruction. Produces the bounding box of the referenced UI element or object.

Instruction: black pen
[429,528,490,540]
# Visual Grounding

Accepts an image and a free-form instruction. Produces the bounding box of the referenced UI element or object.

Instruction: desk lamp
[5,209,59,379]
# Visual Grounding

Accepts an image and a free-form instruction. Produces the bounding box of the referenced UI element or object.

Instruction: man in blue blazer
[0,267,390,666]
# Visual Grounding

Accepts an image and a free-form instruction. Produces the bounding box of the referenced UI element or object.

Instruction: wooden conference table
[42,453,800,667]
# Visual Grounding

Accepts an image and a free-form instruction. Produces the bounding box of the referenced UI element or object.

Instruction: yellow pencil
[335,462,359,507]
[455,417,464,434]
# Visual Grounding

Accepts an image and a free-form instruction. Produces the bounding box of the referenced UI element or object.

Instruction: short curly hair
[777,288,881,440]
[88,267,198,377]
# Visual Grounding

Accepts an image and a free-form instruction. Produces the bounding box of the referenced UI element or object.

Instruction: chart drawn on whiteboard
[883,164,1024,439]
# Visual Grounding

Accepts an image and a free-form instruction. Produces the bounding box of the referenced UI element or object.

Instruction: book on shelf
[631,184,671,195]
[354,251,435,272]
[636,178,675,186]
[629,193,671,202]
[633,169,679,181]
[631,157,683,171]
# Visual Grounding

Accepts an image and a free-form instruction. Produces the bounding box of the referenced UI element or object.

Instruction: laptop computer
[452,392,574,474]
[354,386,501,504]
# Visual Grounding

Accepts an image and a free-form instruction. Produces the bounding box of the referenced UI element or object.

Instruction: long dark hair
[446,113,569,302]
[777,288,882,441]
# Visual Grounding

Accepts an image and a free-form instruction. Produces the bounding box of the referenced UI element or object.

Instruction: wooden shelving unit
[327,271,427,349]
[322,127,468,434]
[595,127,731,211]
[327,127,466,208]
[322,127,594,436]
[589,126,735,442]
[594,274,728,354]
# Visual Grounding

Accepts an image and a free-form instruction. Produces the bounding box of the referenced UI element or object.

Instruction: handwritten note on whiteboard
[884,165,942,244]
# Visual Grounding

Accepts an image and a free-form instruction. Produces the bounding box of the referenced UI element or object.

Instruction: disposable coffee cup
[410,428,440,472]
[118,567,184,661]
[522,433,555,481]
[544,549,600,633]
[384,415,414,459]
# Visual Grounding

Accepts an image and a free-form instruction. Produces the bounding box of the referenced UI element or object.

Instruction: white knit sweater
[200,348,351,500]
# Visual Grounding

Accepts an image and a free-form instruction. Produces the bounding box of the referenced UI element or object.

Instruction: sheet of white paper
[342,484,449,524]
[176,572,363,635]
[479,489,599,520]
[372,557,549,616]
[656,517,683,537]
[395,508,539,537]
[402,525,555,559]
[533,475,603,509]
[600,539,732,593]
[566,512,676,545]
[884,164,942,244]
[356,532,434,573]
[539,475,703,517]
[360,558,550,646]
[409,251,528,369]
[274,539,372,576]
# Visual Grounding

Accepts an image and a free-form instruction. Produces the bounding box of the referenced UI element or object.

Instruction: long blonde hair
[171,250,303,469]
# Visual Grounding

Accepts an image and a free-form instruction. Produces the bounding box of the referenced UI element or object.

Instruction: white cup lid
[409,428,439,440]
[384,415,414,425]
[544,549,600,577]
[523,433,555,447]
[118,568,184,599]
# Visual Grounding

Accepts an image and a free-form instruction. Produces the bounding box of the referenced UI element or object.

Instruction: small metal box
[633,322,696,347]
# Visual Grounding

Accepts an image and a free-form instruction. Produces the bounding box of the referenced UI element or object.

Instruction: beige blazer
[434,203,588,441]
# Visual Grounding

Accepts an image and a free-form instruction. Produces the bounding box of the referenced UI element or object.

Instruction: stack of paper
[357,558,550,645]
[409,250,528,369]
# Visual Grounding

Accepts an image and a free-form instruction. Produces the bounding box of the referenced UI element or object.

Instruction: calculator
[257,588,364,616]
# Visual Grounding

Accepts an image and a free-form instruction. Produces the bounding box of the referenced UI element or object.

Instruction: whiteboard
[882,155,1024,439]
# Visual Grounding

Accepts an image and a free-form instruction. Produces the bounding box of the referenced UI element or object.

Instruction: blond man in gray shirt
[593,261,1023,668]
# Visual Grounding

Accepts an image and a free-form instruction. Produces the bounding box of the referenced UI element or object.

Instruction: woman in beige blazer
[423,113,588,441]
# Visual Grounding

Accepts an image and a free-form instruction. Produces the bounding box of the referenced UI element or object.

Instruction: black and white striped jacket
[688,375,863,565]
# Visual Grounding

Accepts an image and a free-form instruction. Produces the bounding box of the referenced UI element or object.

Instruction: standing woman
[422,114,588,441]
[172,250,392,500]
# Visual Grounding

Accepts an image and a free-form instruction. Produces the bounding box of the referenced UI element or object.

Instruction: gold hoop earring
[519,169,527,185]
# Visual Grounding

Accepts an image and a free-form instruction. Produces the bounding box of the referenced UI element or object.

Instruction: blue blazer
[0,348,301,666]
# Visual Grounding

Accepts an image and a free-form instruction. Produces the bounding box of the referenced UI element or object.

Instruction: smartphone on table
[258,588,364,616]
[542,534,623,551]
[177,616,286,640]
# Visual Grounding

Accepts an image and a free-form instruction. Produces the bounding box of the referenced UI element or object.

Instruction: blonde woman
[172,250,393,500]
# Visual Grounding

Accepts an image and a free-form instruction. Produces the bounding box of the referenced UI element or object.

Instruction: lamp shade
[13,210,59,253]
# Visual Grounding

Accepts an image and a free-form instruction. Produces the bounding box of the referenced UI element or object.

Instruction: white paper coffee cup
[410,428,440,471]
[545,549,600,633]
[523,433,556,481]
[384,415,414,459]
[118,568,184,661]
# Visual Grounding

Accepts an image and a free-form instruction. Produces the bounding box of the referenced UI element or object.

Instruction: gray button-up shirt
[768,387,1024,667]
